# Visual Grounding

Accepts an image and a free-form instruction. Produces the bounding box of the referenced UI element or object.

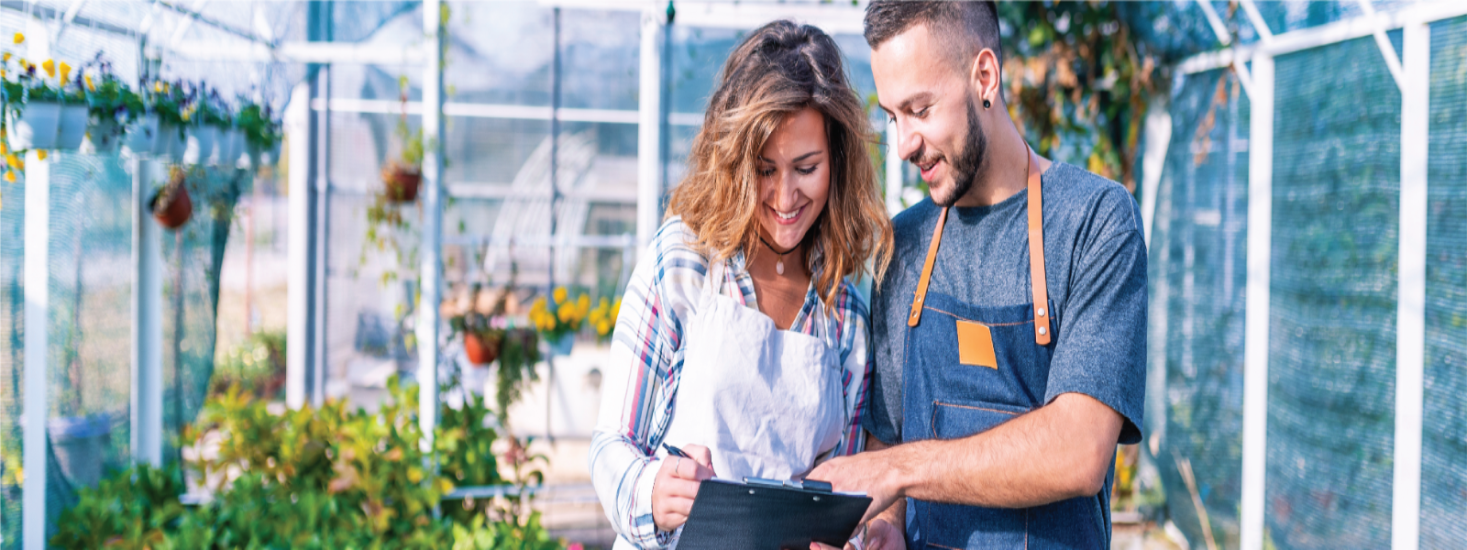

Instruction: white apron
[619,258,847,549]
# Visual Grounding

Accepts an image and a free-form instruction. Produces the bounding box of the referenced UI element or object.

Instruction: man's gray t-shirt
[863,161,1147,445]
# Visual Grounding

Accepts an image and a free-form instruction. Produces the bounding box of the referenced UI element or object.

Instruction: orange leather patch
[956,320,998,369]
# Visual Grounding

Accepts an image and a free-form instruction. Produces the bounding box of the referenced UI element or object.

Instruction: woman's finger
[660,476,704,500]
[682,444,717,477]
[672,454,715,481]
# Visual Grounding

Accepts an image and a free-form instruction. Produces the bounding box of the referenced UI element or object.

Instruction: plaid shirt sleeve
[590,220,703,549]
[822,281,875,459]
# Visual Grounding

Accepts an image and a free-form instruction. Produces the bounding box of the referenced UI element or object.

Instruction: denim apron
[901,148,1110,549]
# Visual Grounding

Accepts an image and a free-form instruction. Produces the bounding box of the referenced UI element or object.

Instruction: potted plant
[80,59,143,154]
[52,60,88,150]
[587,295,623,343]
[150,80,188,160]
[381,77,422,203]
[2,34,63,151]
[150,166,192,230]
[528,287,589,356]
[236,101,280,168]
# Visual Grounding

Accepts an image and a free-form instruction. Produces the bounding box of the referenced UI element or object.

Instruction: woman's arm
[589,221,705,548]
[831,286,875,458]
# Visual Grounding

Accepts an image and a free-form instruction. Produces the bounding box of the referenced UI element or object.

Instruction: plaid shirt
[590,218,874,549]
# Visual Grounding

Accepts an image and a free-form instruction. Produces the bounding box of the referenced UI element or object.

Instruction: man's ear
[968,48,1002,109]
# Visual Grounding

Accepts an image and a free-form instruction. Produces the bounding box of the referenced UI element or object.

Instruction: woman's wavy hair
[667,20,894,307]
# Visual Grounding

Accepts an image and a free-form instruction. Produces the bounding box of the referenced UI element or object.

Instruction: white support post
[1392,19,1429,550]
[131,159,163,467]
[1356,0,1407,91]
[22,22,50,550]
[1140,93,1172,247]
[285,82,313,409]
[636,8,665,257]
[1195,0,1233,46]
[1238,0,1274,43]
[885,121,902,216]
[418,0,446,449]
[1240,54,1274,550]
[22,152,49,550]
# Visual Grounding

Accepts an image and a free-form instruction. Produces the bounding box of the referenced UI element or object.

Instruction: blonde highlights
[667,20,893,307]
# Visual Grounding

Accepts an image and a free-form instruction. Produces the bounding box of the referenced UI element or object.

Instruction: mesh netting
[1266,36,1401,548]
[0,158,240,547]
[1150,68,1249,549]
[1422,15,1467,549]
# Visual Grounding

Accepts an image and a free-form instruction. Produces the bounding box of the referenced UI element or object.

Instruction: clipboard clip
[743,477,834,493]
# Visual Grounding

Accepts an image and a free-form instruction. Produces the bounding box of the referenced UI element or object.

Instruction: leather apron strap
[907,145,1051,346]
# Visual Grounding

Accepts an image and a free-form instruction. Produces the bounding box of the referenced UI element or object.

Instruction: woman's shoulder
[828,278,872,326]
[648,217,711,270]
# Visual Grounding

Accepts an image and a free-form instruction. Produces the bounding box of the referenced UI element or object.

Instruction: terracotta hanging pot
[464,330,503,365]
[381,161,421,203]
[151,170,193,230]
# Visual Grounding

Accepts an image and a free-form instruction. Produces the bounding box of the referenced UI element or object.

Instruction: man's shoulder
[1044,162,1144,237]
[890,197,940,238]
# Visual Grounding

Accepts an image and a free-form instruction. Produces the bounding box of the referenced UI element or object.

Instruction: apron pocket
[930,400,1030,441]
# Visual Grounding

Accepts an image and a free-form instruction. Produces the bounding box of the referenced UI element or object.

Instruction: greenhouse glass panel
[1422,14,1467,549]
[1266,36,1401,549]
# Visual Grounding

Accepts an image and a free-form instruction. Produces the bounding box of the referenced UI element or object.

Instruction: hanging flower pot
[55,103,89,150]
[464,329,504,366]
[548,332,575,356]
[5,101,62,151]
[82,117,125,155]
[154,121,185,161]
[381,160,421,203]
[124,114,159,156]
[150,169,193,230]
[216,129,242,167]
[184,125,217,165]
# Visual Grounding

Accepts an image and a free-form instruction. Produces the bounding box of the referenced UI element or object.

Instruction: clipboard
[677,478,873,549]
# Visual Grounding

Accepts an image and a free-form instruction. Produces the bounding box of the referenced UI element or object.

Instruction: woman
[589,20,893,549]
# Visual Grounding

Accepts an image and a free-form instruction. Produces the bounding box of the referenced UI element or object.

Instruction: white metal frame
[131,159,164,468]
[1171,3,1467,549]
[416,0,447,448]
[21,21,50,550]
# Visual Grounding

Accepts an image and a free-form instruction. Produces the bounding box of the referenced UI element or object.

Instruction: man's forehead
[871,24,954,110]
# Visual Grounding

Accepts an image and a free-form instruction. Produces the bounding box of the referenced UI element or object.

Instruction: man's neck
[952,116,1042,208]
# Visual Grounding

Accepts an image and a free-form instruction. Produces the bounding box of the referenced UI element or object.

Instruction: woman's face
[756,107,831,252]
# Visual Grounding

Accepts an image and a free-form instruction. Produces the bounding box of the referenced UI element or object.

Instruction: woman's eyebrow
[757,150,824,164]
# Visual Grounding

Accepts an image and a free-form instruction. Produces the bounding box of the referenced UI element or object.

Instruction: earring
[983,99,992,109]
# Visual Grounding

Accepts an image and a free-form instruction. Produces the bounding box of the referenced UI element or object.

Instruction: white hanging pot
[6,101,62,151]
[214,128,239,166]
[82,116,125,155]
[55,103,89,150]
[124,114,159,157]
[155,121,185,161]
[185,125,217,165]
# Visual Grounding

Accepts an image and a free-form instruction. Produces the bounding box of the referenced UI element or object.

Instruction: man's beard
[932,98,988,207]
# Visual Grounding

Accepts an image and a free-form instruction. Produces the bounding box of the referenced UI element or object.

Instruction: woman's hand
[651,444,716,532]
[808,517,903,550]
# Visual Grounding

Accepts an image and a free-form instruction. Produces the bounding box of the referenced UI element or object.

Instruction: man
[809,2,1147,549]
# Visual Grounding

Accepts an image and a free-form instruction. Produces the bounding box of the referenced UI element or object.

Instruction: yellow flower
[553,287,568,304]
[2,52,9,61]
[84,74,94,92]
[12,33,22,45]
[5,154,19,169]
[154,82,163,93]
[41,59,54,78]
[3,171,13,183]
[58,62,70,85]
[577,294,591,310]
[36,150,46,161]
[0,143,6,155]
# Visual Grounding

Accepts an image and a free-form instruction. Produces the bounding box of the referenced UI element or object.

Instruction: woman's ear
[968,48,1002,109]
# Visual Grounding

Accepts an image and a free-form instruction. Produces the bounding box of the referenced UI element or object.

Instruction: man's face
[871,24,988,207]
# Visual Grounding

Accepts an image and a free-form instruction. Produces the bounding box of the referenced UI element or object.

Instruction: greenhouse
[0,0,1464,548]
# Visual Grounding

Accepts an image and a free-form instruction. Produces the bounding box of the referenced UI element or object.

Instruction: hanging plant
[150,166,193,230]
[79,56,144,154]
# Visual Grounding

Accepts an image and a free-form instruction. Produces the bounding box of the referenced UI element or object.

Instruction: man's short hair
[863,1,1003,72]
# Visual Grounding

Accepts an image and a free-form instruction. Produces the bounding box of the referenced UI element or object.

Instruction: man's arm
[809,392,1121,519]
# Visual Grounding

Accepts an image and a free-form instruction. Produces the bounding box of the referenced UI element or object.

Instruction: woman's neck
[745,239,811,330]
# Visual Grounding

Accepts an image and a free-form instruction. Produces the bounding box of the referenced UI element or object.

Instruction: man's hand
[808,517,903,550]
[806,442,912,524]
[650,444,715,532]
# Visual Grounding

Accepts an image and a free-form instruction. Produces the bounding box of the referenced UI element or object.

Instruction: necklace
[758,235,798,275]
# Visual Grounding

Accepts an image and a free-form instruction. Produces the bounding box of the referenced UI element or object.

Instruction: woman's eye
[758,168,776,177]
[795,165,817,176]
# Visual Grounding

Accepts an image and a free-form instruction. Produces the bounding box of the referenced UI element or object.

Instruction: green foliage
[211,330,287,400]
[236,102,282,149]
[998,3,1168,191]
[52,377,565,550]
[85,71,145,124]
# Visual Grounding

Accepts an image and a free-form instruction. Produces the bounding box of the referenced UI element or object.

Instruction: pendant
[776,259,785,275]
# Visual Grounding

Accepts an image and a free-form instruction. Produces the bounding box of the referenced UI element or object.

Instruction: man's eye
[914,106,930,118]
